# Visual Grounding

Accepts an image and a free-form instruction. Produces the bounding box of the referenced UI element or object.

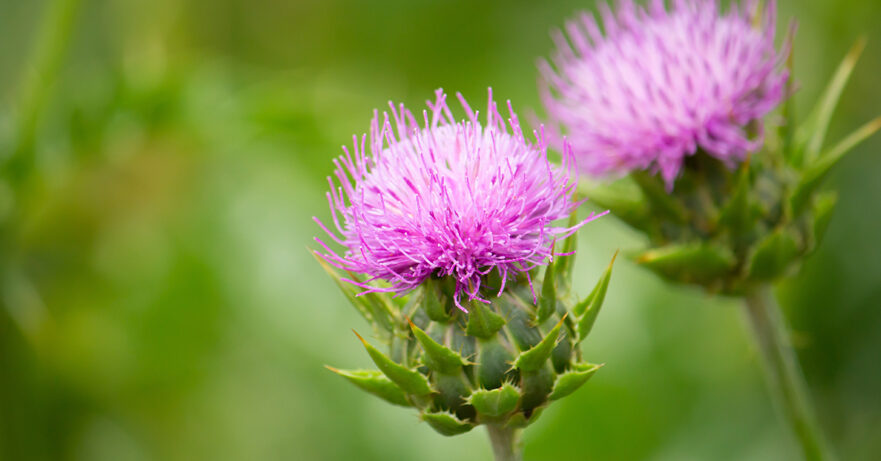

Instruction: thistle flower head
[314,89,602,310]
[541,0,790,187]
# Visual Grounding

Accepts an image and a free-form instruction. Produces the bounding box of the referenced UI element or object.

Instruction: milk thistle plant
[313,90,613,460]
[541,0,881,459]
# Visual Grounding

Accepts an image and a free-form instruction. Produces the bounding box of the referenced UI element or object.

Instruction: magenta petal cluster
[541,0,790,187]
[314,90,602,310]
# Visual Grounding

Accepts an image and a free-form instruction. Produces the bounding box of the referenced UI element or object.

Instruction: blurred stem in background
[743,287,834,461]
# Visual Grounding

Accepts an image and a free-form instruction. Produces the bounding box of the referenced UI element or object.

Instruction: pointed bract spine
[354,330,433,396]
[325,367,411,407]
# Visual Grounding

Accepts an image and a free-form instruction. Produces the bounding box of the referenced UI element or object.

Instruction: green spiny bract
[583,39,880,296]
[321,228,615,437]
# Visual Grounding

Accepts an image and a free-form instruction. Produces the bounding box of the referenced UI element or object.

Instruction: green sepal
[432,373,471,413]
[718,161,755,235]
[354,330,432,396]
[467,383,520,418]
[476,338,515,390]
[537,254,557,324]
[747,228,800,281]
[790,115,881,215]
[313,252,395,335]
[811,191,838,249]
[574,252,617,341]
[555,210,580,293]
[573,252,617,317]
[579,178,650,230]
[635,242,735,285]
[325,367,410,407]
[632,171,689,224]
[795,37,866,164]
[465,301,506,339]
[506,407,545,429]
[513,315,566,372]
[499,292,542,351]
[421,411,474,436]
[408,319,465,374]
[548,363,602,401]
[422,278,453,323]
[551,328,573,373]
[520,366,555,412]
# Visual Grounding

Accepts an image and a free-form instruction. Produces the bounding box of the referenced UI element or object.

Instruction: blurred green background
[1,0,879,459]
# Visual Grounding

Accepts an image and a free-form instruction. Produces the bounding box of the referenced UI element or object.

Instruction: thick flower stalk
[314,90,613,460]
[541,1,881,460]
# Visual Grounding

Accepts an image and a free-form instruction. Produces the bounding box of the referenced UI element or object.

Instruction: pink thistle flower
[540,0,791,187]
[314,89,604,311]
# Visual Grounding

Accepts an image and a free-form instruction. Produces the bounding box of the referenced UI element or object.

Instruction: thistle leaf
[408,319,465,374]
[548,363,602,400]
[790,115,881,214]
[513,315,565,372]
[421,411,474,436]
[747,228,800,281]
[537,254,557,324]
[465,301,506,339]
[468,383,520,418]
[797,37,867,163]
[325,367,411,407]
[354,330,432,395]
[574,252,617,342]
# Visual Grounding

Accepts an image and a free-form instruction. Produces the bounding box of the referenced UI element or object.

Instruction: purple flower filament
[314,89,604,311]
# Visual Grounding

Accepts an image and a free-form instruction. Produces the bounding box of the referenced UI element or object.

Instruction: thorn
[353,329,367,345]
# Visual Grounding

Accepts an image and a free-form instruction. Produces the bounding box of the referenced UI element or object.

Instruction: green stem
[485,424,522,461]
[743,286,834,461]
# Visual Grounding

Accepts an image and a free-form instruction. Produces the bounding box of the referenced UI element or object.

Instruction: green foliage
[549,363,602,401]
[747,229,801,281]
[2,0,880,460]
[325,367,411,407]
[326,249,613,436]
[537,254,557,324]
[574,252,616,342]
[409,319,466,373]
[354,330,433,395]
[468,383,520,418]
[513,315,565,372]
[465,301,507,339]
[422,412,475,436]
